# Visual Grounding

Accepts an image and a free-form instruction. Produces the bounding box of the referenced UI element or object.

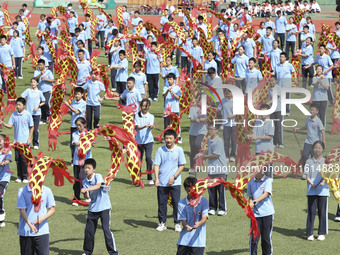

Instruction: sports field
[0,8,340,255]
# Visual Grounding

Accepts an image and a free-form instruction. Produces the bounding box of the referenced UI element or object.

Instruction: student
[311,65,329,128]
[268,40,282,71]
[240,31,257,58]
[274,10,287,50]
[196,15,208,39]
[214,29,229,75]
[203,123,228,216]
[306,17,316,42]
[176,176,209,255]
[247,104,275,178]
[131,11,143,35]
[297,37,314,89]
[0,134,12,228]
[72,117,92,205]
[0,35,15,72]
[33,59,55,124]
[0,98,33,183]
[218,89,237,162]
[189,94,207,171]
[9,30,25,79]
[190,37,204,68]
[36,14,47,37]
[17,182,55,255]
[67,11,78,37]
[14,15,26,41]
[160,9,169,32]
[137,42,162,101]
[199,51,218,83]
[63,87,86,162]
[285,17,298,58]
[76,49,91,86]
[292,104,325,175]
[21,78,45,150]
[247,169,275,255]
[163,73,182,142]
[232,46,249,92]
[109,49,128,99]
[75,40,90,61]
[72,28,86,54]
[154,129,186,232]
[300,25,312,49]
[67,3,78,19]
[268,76,283,148]
[36,46,49,67]
[104,20,117,45]
[96,10,107,49]
[258,27,275,58]
[80,158,118,254]
[207,68,224,106]
[264,15,275,34]
[161,56,180,88]
[75,70,105,130]
[122,5,130,28]
[305,141,329,241]
[135,99,155,185]
[236,7,252,27]
[244,57,263,94]
[82,14,92,55]
[109,39,123,91]
[257,21,266,37]
[129,61,148,99]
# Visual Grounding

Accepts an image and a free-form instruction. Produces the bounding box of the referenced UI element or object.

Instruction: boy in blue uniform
[203,123,228,216]
[21,78,45,150]
[63,87,86,162]
[96,10,107,49]
[154,129,186,232]
[274,10,287,50]
[177,177,208,255]
[109,50,128,99]
[293,103,325,177]
[81,158,118,255]
[0,134,12,227]
[161,56,180,88]
[17,183,55,255]
[297,37,314,88]
[0,97,33,183]
[247,170,275,255]
[129,61,148,98]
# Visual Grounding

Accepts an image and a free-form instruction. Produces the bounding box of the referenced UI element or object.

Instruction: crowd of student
[0,2,339,255]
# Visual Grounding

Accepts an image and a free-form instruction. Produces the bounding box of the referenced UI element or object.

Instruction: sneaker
[302,174,307,180]
[156,222,167,231]
[217,211,226,216]
[153,98,158,102]
[278,145,284,149]
[317,235,325,241]
[189,168,197,173]
[71,163,74,167]
[174,223,182,232]
[307,235,314,241]
[230,157,236,162]
[72,202,79,206]
[334,217,340,222]
[148,180,155,185]
[39,121,46,125]
[148,98,153,101]
[22,179,29,184]
[85,198,91,203]
[123,148,127,153]
[310,85,314,88]
[178,138,182,144]
[15,179,22,183]
[226,157,230,162]
[0,222,5,228]
[111,88,116,91]
[18,76,23,79]
[208,209,216,215]
[33,146,39,150]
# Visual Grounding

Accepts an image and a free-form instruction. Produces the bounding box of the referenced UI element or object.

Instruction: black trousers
[336,204,340,217]
[110,68,117,89]
[274,33,285,50]
[95,31,105,48]
[208,175,227,211]
[302,65,314,88]
[32,115,40,147]
[189,134,205,169]
[177,245,205,255]
[164,112,180,138]
[20,234,49,255]
[215,59,221,75]
[157,185,181,224]
[326,78,334,105]
[251,215,273,255]
[147,74,160,99]
[41,92,51,123]
[181,56,191,75]
[302,143,314,170]
[83,209,118,255]
[15,148,28,180]
[313,101,327,128]
[236,78,246,93]
[306,196,328,236]
[223,126,236,158]
[87,39,93,56]
[270,111,283,146]
[138,142,153,180]
[86,105,101,130]
[116,82,127,105]
[285,41,295,59]
[70,127,78,161]
[15,57,23,77]
[175,48,180,66]
[0,181,8,222]
[73,165,85,200]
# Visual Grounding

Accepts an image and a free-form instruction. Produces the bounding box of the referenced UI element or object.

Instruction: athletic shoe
[208,209,216,215]
[39,121,46,125]
[123,148,127,153]
[302,174,307,180]
[307,235,314,241]
[278,145,284,149]
[153,98,158,102]
[188,168,196,173]
[18,76,23,79]
[217,211,226,216]
[174,223,182,232]
[317,235,325,241]
[33,146,39,150]
[22,179,29,184]
[0,222,5,228]
[15,179,22,183]
[85,198,91,203]
[111,88,116,91]
[178,138,182,144]
[148,98,153,101]
[156,222,167,231]
[72,202,79,206]
[148,180,155,185]
[335,217,340,222]
[230,157,236,162]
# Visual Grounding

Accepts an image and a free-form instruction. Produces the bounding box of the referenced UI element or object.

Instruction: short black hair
[0,35,7,40]
[85,14,91,18]
[37,59,46,65]
[303,25,309,30]
[249,57,256,63]
[74,87,84,94]
[280,52,287,59]
[75,28,81,33]
[151,42,157,47]
[16,97,26,106]
[166,73,176,80]
[310,103,319,111]
[119,50,126,56]
[127,76,135,83]
[22,4,28,7]
[134,10,140,14]
[133,61,142,68]
[266,26,273,31]
[77,49,85,55]
[312,141,325,150]
[260,103,270,110]
[112,29,119,36]
[164,129,177,139]
[183,176,197,189]
[207,67,216,74]
[198,15,204,21]
[84,158,97,169]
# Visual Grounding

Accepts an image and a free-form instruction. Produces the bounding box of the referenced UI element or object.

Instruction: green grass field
[0,27,339,255]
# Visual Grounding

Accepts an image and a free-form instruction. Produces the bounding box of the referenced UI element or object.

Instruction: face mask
[68,7,72,10]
